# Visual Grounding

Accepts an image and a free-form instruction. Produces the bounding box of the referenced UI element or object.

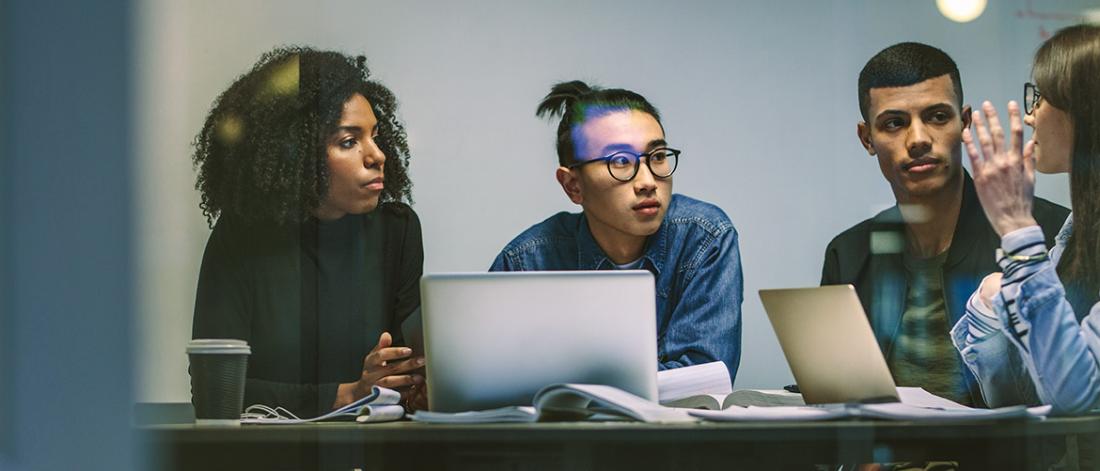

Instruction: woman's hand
[403,382,429,412]
[963,100,1039,237]
[978,272,1004,310]
[333,331,424,409]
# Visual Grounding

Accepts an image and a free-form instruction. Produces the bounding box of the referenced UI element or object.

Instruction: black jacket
[820,173,1069,406]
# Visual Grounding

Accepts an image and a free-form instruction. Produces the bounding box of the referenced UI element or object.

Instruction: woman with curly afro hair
[191,46,426,417]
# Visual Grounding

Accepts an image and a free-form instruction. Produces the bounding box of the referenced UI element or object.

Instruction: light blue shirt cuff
[1001,225,1044,254]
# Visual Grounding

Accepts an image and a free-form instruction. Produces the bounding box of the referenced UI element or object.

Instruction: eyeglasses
[1024,82,1042,115]
[568,147,681,182]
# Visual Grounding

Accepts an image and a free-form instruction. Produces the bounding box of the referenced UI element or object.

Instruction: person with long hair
[191,46,425,417]
[953,24,1100,414]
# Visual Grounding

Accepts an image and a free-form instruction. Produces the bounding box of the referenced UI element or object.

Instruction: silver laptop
[759,285,899,404]
[421,271,659,412]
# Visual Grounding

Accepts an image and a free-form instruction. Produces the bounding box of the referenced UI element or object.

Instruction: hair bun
[536,80,593,119]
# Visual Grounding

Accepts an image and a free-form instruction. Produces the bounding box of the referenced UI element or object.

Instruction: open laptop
[421,271,659,412]
[759,285,900,404]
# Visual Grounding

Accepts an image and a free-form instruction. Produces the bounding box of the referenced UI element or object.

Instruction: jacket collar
[575,203,670,276]
[943,171,988,270]
[869,171,984,267]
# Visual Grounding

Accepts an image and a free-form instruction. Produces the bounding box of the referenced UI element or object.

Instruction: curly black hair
[193,46,412,225]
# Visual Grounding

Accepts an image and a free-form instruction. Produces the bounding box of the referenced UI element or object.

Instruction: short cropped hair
[858,42,963,121]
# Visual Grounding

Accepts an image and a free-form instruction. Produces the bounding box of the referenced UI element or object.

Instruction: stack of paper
[410,406,537,424]
[689,402,1051,422]
[689,388,1053,422]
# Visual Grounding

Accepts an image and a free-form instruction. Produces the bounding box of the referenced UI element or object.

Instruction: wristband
[996,248,1048,262]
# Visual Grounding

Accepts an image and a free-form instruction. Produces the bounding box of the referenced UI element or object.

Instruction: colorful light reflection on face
[567,108,672,262]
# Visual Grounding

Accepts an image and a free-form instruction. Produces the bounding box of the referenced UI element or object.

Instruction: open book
[410,360,1053,423]
[410,383,695,424]
[241,386,405,424]
[662,389,806,409]
[409,361,737,424]
[656,361,804,409]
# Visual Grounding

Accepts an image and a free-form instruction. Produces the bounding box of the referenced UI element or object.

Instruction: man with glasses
[820,43,1068,406]
[490,80,743,381]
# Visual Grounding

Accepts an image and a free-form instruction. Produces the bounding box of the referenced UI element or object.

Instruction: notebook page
[656,361,732,402]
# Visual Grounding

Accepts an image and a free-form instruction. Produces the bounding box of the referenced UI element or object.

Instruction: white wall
[136,0,1091,402]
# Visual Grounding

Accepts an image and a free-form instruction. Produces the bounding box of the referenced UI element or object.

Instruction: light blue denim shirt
[490,194,743,382]
[952,215,1100,414]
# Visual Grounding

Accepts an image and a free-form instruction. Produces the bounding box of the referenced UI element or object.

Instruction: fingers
[369,331,392,354]
[1007,101,1024,154]
[381,356,425,375]
[364,346,414,368]
[973,108,996,164]
[983,101,1005,155]
[378,346,414,362]
[364,332,395,367]
[400,384,430,412]
[375,373,424,390]
[962,128,983,172]
[368,357,425,388]
[363,355,424,386]
[972,101,1026,168]
[978,272,1003,309]
[357,355,426,396]
[408,385,430,411]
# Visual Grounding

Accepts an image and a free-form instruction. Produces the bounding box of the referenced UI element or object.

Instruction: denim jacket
[952,215,1100,414]
[489,194,743,381]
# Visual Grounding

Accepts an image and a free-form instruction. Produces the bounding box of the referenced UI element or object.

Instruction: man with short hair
[491,80,743,381]
[821,42,1069,406]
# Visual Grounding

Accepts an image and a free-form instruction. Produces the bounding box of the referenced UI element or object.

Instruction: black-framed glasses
[1024,82,1041,115]
[568,147,681,182]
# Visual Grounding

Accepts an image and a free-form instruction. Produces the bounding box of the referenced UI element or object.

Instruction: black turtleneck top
[192,203,422,417]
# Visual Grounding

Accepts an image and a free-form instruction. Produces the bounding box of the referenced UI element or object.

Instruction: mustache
[902,156,942,170]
